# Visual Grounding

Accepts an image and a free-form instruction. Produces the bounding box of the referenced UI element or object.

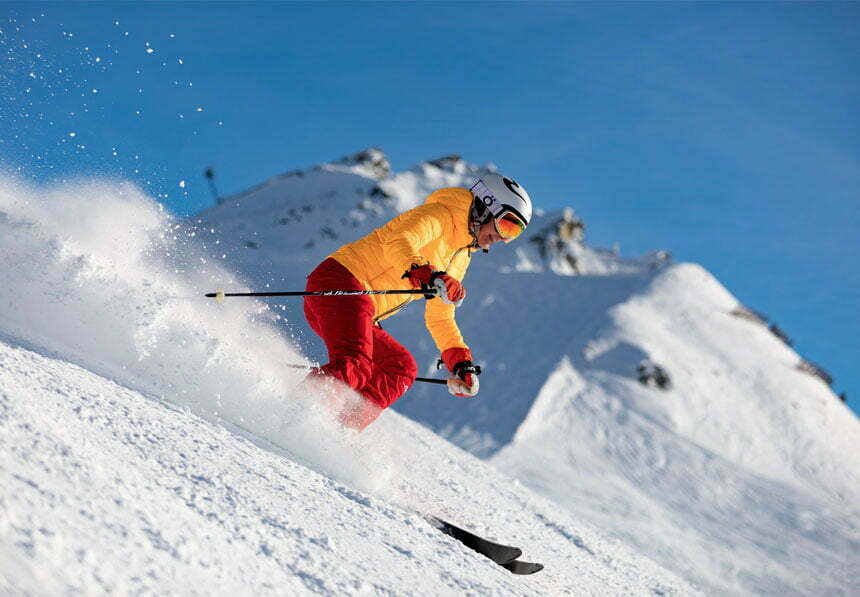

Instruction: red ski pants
[304,258,418,413]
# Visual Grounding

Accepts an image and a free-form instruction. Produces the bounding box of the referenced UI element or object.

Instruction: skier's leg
[358,325,418,409]
[303,258,375,390]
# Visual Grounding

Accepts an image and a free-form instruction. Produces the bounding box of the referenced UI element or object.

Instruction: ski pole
[285,363,447,385]
[205,288,437,302]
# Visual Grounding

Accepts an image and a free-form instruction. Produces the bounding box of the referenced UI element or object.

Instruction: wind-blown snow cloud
[0,174,394,493]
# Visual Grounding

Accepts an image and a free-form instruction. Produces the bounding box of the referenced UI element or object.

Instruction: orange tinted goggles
[494,211,527,241]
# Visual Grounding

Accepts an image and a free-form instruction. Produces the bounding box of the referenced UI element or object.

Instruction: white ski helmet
[469,173,533,241]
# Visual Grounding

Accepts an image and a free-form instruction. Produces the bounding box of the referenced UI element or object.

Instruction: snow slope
[192,150,859,595]
[1,340,698,596]
[492,264,860,595]
[0,171,695,594]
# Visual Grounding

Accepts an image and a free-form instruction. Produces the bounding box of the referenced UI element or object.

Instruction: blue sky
[2,2,858,413]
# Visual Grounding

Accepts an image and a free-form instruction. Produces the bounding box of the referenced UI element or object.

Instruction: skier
[302,173,533,429]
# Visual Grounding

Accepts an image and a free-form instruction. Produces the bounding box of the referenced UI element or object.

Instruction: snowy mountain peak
[424,153,466,171]
[328,147,391,180]
[201,149,655,281]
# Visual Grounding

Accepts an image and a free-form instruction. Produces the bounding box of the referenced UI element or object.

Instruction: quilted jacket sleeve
[424,243,472,353]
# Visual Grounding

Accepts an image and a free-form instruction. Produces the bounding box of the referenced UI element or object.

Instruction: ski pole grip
[423,283,440,300]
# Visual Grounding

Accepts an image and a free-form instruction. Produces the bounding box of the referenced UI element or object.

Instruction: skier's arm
[425,298,467,354]
[424,259,479,397]
[424,240,470,352]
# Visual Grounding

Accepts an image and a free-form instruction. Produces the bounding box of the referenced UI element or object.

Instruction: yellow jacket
[328,187,477,353]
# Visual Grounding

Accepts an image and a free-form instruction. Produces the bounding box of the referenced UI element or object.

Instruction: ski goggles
[493,210,527,242]
[471,179,528,242]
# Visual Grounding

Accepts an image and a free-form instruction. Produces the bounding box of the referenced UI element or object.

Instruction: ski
[428,516,522,564]
[502,559,544,575]
[427,516,543,574]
